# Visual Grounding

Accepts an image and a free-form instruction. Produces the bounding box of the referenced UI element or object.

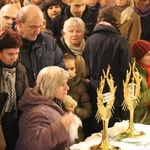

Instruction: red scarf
[139,62,150,109]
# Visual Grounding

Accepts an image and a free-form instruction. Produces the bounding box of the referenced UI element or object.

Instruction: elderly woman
[57,17,87,78]
[132,40,150,124]
[14,66,82,150]
[114,0,141,53]
[0,28,28,150]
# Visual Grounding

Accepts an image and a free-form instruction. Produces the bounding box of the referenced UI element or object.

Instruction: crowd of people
[0,0,150,149]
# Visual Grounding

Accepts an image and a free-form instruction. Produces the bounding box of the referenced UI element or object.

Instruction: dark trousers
[2,110,19,150]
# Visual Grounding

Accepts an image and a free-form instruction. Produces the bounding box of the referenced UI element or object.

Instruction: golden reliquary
[90,66,120,150]
[121,59,145,138]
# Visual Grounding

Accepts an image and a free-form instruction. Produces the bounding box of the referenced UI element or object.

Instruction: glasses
[23,22,43,30]
[27,25,43,29]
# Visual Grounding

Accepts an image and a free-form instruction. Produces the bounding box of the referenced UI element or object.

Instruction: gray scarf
[1,68,16,112]
[64,37,87,77]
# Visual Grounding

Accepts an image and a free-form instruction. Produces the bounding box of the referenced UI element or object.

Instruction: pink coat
[15,88,71,150]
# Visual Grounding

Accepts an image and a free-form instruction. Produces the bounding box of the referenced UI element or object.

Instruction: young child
[63,54,92,142]
[132,40,150,124]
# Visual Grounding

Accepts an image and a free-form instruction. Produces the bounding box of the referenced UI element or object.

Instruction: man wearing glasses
[12,4,65,87]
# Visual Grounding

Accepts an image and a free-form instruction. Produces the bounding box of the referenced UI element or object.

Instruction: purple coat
[15,88,71,150]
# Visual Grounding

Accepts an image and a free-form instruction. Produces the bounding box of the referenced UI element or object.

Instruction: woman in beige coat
[114,0,141,53]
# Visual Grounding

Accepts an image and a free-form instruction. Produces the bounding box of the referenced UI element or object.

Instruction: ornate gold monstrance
[121,59,145,138]
[90,66,120,150]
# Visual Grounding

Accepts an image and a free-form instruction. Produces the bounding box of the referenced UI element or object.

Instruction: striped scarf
[1,68,16,112]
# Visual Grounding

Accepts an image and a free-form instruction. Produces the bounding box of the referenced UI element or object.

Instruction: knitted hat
[132,40,150,62]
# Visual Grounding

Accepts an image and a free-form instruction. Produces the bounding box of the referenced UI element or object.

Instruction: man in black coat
[83,5,131,138]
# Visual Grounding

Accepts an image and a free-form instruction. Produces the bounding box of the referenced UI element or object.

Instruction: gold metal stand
[90,66,120,150]
[120,106,145,138]
[121,59,145,138]
[90,119,120,150]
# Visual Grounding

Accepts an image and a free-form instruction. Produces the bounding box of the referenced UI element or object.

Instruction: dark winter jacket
[15,88,71,150]
[68,74,92,120]
[19,32,65,87]
[0,60,29,150]
[134,6,150,42]
[67,73,92,142]
[88,2,100,23]
[140,14,150,42]
[83,25,131,133]
[84,25,131,107]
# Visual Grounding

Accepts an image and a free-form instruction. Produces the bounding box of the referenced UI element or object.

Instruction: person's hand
[61,112,82,142]
[62,95,77,113]
[61,112,75,131]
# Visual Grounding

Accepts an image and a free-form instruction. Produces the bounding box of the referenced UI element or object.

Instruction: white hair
[63,17,86,34]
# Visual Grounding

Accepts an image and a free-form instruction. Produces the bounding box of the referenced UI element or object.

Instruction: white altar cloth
[69,121,150,150]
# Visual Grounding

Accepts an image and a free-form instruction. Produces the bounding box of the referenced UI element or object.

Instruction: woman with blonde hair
[15,66,82,150]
